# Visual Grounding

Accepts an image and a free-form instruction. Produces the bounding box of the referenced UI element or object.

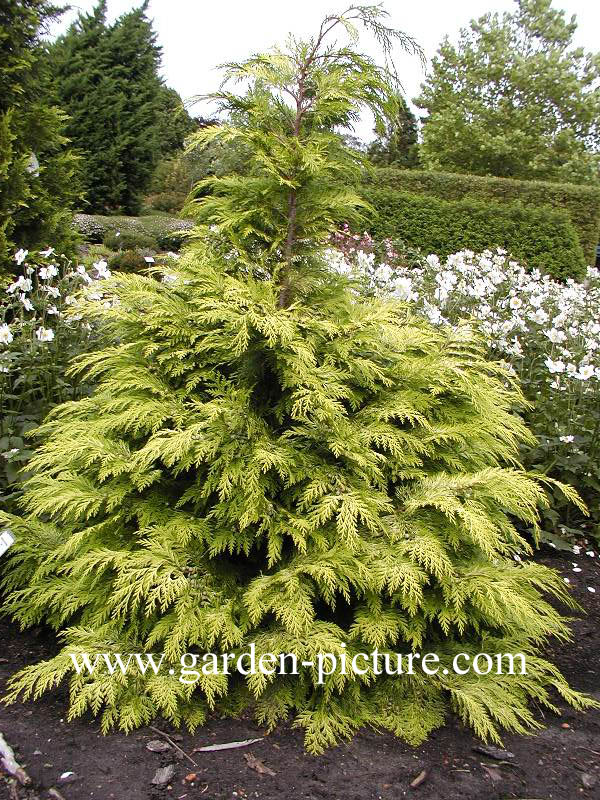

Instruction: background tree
[50,0,188,214]
[146,114,252,213]
[415,0,600,182]
[367,93,420,168]
[0,0,80,276]
[155,86,198,158]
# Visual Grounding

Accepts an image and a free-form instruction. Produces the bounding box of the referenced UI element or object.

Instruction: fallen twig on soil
[0,732,31,786]
[149,726,197,768]
[193,738,263,753]
[410,769,428,788]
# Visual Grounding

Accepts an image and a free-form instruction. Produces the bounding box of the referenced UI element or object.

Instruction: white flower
[576,364,595,381]
[0,324,14,345]
[35,326,55,342]
[14,249,28,265]
[545,357,565,374]
[374,264,392,282]
[65,295,77,305]
[47,305,59,315]
[529,309,548,324]
[506,337,523,357]
[94,260,111,279]
[566,362,578,377]
[423,301,443,325]
[19,294,34,312]
[39,247,55,257]
[544,328,566,344]
[2,448,19,458]
[392,276,416,301]
[559,435,574,443]
[38,264,59,280]
[44,286,60,298]
[161,273,178,285]
[509,296,522,310]
[7,276,32,294]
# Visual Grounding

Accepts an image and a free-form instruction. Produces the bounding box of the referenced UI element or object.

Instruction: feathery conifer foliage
[1,6,596,752]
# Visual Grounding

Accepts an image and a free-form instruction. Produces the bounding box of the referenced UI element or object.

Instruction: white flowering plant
[329,231,600,545]
[0,249,109,504]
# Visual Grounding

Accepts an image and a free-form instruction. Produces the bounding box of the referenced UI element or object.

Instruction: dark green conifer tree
[50,1,174,214]
[0,0,80,275]
[367,93,420,168]
[155,86,198,158]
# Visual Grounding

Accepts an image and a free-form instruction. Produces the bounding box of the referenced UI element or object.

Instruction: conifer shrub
[0,6,596,753]
[103,229,157,252]
[107,248,148,273]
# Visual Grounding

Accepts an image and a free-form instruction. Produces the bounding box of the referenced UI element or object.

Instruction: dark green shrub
[156,227,189,251]
[103,229,157,252]
[148,190,187,214]
[364,168,600,266]
[363,189,586,281]
[107,249,148,273]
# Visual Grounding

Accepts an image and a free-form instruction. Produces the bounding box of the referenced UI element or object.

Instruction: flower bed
[0,249,110,501]
[331,232,600,545]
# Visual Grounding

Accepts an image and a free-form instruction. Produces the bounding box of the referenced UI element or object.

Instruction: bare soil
[1,546,599,800]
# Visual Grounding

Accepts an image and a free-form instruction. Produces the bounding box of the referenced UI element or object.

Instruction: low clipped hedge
[73,214,194,251]
[364,168,600,267]
[363,189,586,281]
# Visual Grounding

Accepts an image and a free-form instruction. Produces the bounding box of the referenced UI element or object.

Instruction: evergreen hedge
[364,168,600,267]
[363,188,586,281]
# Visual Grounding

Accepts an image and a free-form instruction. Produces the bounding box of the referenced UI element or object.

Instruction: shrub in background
[156,227,190,251]
[365,168,600,266]
[72,214,194,251]
[1,7,596,753]
[362,188,586,281]
[103,229,157,252]
[107,249,152,273]
[146,118,252,215]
